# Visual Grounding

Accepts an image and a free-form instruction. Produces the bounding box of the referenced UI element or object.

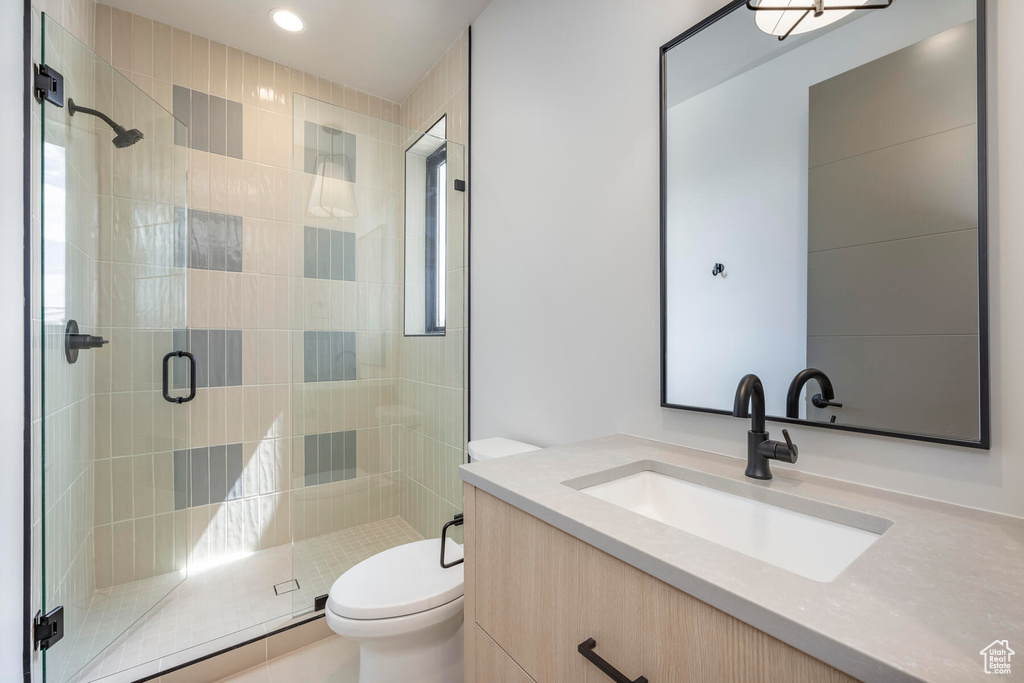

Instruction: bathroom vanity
[459,436,1024,682]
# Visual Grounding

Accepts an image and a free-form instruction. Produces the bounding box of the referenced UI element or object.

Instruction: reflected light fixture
[747,0,892,41]
[270,8,305,32]
[307,156,358,219]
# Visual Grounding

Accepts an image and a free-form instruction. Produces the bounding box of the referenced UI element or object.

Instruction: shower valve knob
[64,319,108,364]
[68,334,109,350]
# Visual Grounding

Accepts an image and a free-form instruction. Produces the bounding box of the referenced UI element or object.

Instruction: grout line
[808,227,979,255]
[808,121,978,170]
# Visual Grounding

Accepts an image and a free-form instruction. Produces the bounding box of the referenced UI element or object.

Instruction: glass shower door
[288,95,467,617]
[40,15,191,682]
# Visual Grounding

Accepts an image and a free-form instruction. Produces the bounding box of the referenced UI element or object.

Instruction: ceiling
[104,0,493,102]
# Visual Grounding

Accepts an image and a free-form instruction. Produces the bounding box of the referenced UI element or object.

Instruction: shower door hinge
[34,64,64,107]
[454,179,466,192]
[33,606,64,651]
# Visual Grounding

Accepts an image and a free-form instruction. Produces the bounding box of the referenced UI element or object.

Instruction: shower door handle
[162,351,197,404]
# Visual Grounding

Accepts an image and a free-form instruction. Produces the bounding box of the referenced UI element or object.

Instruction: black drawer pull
[578,638,647,683]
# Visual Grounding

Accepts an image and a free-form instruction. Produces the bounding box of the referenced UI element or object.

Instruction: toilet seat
[328,538,465,620]
[326,595,464,640]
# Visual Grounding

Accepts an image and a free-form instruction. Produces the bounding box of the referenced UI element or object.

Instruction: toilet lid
[327,538,465,620]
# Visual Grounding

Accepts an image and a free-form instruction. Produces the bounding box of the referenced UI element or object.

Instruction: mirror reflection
[661,0,986,445]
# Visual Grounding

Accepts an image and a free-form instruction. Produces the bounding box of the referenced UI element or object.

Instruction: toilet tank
[467,438,540,463]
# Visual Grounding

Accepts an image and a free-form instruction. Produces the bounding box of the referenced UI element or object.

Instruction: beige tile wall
[30,4,470,680]
[396,31,471,539]
[289,96,401,551]
[94,3,410,582]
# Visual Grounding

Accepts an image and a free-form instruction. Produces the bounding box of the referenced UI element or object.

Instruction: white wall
[0,0,25,678]
[470,0,1024,518]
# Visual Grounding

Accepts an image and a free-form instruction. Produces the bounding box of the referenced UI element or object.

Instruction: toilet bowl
[326,438,540,683]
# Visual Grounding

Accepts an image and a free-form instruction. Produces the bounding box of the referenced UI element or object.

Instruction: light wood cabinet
[464,483,859,683]
[475,625,536,683]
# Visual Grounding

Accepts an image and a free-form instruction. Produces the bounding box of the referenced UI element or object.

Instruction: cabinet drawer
[476,625,536,683]
[474,489,644,682]
[469,488,859,683]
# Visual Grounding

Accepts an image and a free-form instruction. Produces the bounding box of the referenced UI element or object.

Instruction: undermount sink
[573,466,890,582]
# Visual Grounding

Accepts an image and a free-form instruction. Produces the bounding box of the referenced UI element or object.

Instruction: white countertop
[459,434,1024,683]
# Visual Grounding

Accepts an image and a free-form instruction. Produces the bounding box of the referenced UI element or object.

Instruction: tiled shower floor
[70,517,422,683]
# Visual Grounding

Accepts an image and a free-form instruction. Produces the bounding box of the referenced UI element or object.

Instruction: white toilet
[325,438,541,683]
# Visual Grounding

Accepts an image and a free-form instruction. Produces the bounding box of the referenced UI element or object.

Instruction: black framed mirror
[659,0,989,448]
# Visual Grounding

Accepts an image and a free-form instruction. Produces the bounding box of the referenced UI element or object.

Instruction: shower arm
[68,99,126,133]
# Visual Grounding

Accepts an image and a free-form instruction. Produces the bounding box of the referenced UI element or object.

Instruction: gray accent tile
[226,443,243,500]
[173,450,188,510]
[209,212,227,272]
[303,123,356,179]
[191,329,209,388]
[317,229,331,279]
[190,91,209,152]
[301,430,359,486]
[318,124,332,170]
[227,100,244,159]
[185,210,242,272]
[331,231,345,281]
[209,445,227,504]
[172,329,188,390]
[303,331,317,382]
[190,448,209,506]
[173,207,188,268]
[343,331,356,381]
[208,329,226,388]
[331,433,344,483]
[318,434,332,484]
[301,330,357,383]
[189,209,209,270]
[343,232,356,281]
[302,227,358,282]
[303,226,317,279]
[304,435,318,486]
[344,430,357,479]
[226,215,243,272]
[317,331,331,382]
[209,95,226,156]
[173,85,190,147]
[331,331,344,382]
[226,330,242,387]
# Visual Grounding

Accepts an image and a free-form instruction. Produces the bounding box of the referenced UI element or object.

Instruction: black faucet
[785,368,842,419]
[732,374,798,480]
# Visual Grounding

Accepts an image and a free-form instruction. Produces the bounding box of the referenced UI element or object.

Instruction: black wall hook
[712,263,725,277]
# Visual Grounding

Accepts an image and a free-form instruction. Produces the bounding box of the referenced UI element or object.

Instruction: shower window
[425,143,447,333]
[404,115,449,336]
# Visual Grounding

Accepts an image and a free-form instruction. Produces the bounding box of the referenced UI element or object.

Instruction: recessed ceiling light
[270,8,305,32]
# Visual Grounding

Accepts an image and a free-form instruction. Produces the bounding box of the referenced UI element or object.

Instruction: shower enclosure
[37,14,466,683]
